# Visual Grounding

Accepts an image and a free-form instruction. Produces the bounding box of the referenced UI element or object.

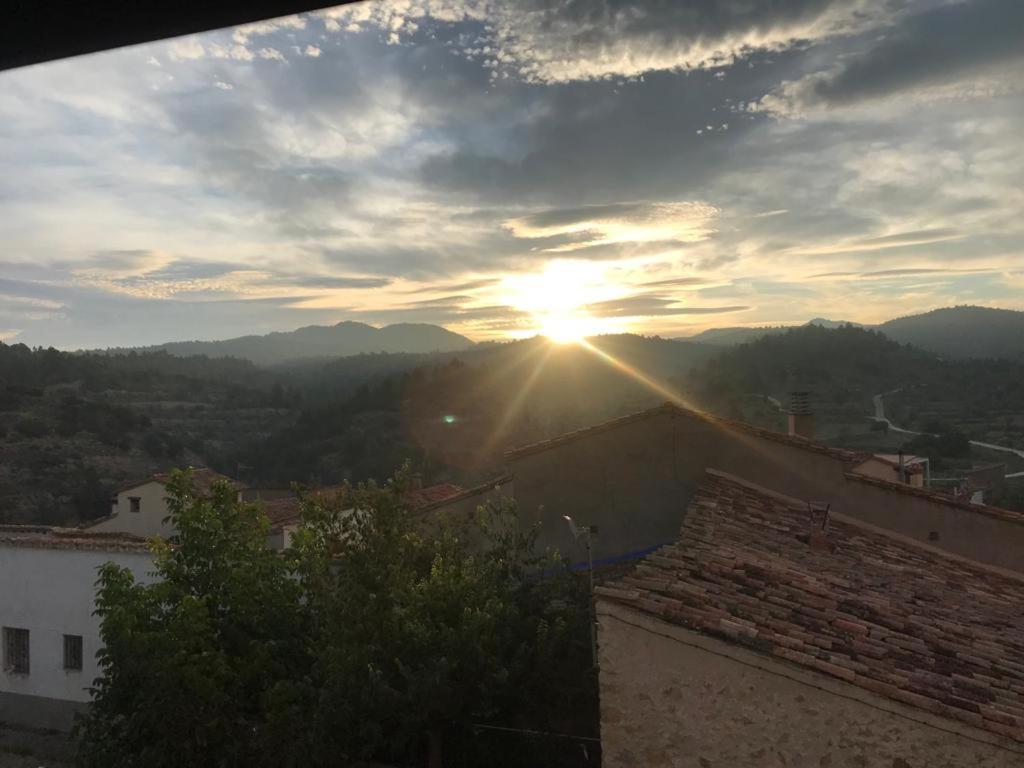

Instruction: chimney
[787,391,815,439]
[804,501,834,552]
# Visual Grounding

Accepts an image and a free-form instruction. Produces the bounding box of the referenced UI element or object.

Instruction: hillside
[0,344,299,525]
[102,322,475,365]
[685,317,858,346]
[683,325,1024,454]
[8,324,1023,526]
[0,334,714,524]
[247,334,718,486]
[878,306,1024,361]
[686,306,1024,361]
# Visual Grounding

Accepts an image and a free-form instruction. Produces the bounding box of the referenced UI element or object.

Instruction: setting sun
[539,312,597,344]
[505,261,626,343]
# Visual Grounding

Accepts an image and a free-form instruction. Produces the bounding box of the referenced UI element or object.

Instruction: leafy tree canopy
[77,467,595,768]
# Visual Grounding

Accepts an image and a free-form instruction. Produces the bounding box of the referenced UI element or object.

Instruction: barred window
[3,627,29,675]
[63,635,83,671]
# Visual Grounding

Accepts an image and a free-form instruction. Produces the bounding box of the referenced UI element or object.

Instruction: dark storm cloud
[510,202,654,230]
[359,0,890,83]
[771,0,1024,109]
[418,57,792,204]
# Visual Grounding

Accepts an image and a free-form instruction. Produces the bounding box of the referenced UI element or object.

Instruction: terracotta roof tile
[0,524,150,552]
[259,482,470,531]
[113,467,244,496]
[405,483,465,510]
[599,470,1024,744]
[152,468,245,495]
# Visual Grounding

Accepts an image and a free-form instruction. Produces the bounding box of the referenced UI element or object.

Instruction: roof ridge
[414,474,513,514]
[504,401,867,465]
[704,469,1024,584]
[843,470,1024,526]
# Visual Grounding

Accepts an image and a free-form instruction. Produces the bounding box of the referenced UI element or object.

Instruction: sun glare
[506,261,625,343]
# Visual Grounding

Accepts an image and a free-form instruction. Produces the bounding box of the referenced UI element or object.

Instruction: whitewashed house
[86,468,243,538]
[0,525,155,730]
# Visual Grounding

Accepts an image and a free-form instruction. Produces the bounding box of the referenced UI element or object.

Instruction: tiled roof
[259,483,467,530]
[0,524,151,552]
[152,468,244,495]
[258,485,347,529]
[598,470,1024,744]
[412,475,513,514]
[504,402,869,467]
[114,467,244,496]
[405,482,466,510]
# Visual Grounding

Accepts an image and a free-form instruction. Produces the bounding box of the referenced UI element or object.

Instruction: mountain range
[90,305,1024,366]
[100,322,475,366]
[685,306,1024,361]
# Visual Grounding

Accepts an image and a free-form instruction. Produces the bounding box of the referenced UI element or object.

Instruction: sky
[1,0,1023,348]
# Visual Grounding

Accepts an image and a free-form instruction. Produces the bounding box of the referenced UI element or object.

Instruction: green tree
[77,467,595,768]
[292,469,593,766]
[76,470,311,768]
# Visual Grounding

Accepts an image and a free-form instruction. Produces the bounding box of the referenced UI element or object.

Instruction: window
[63,635,83,671]
[129,496,141,513]
[3,627,29,674]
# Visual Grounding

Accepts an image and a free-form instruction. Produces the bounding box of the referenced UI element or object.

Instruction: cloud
[3,0,1024,346]
[758,0,1024,115]
[636,276,709,289]
[258,47,287,62]
[787,227,965,256]
[167,37,206,61]
[585,292,749,318]
[329,0,888,83]
[505,201,719,251]
[233,16,307,45]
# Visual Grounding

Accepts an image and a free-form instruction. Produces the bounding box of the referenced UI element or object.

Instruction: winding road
[872,391,1024,478]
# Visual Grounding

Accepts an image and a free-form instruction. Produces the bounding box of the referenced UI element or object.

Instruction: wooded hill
[687,305,1024,361]
[5,321,1024,526]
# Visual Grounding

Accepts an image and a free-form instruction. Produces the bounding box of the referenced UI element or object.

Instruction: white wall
[90,481,175,538]
[0,545,155,704]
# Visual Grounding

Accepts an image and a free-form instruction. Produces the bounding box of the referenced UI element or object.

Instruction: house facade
[0,526,154,730]
[86,468,242,539]
[596,471,1024,766]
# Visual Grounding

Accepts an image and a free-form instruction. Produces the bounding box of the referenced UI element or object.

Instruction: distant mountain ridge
[685,306,1023,361]
[101,322,475,365]
[685,317,861,346]
[877,307,1024,361]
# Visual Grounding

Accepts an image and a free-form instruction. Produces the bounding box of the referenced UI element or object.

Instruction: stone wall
[598,601,1024,768]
